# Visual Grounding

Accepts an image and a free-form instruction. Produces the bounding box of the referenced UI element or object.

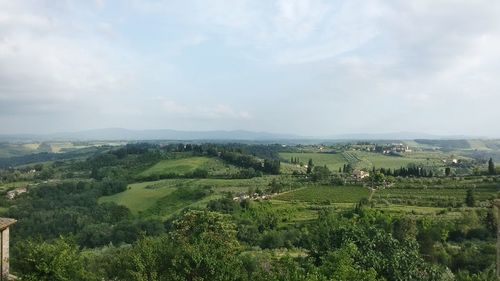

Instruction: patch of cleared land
[139,157,239,177]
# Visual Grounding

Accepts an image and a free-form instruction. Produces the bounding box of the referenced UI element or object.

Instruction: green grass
[377,187,498,201]
[274,184,499,207]
[138,157,238,177]
[280,152,348,171]
[275,186,370,203]
[0,181,31,191]
[99,177,277,216]
[194,177,276,192]
[267,200,319,223]
[349,151,446,170]
[99,180,177,214]
[143,186,226,219]
[280,150,454,172]
[280,162,306,174]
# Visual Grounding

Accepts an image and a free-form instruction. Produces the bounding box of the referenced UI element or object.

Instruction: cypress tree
[465,188,475,207]
[306,159,314,174]
[488,158,495,175]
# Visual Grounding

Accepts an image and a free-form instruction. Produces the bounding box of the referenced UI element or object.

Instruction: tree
[484,208,497,237]
[465,189,475,207]
[312,165,331,182]
[14,238,96,281]
[306,159,314,174]
[263,159,280,175]
[393,217,417,241]
[318,244,379,281]
[167,210,244,280]
[445,167,451,177]
[306,211,443,280]
[488,158,495,175]
[366,172,387,189]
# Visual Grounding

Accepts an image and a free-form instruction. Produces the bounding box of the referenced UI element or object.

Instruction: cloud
[157,98,252,120]
[160,99,189,114]
[0,1,137,115]
[2,0,500,136]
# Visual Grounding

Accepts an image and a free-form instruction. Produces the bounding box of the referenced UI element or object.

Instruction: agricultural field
[266,200,319,224]
[274,184,500,209]
[350,151,447,170]
[99,180,178,214]
[99,177,277,216]
[0,141,111,160]
[279,162,306,174]
[49,142,82,153]
[0,181,31,191]
[376,186,499,207]
[0,143,38,158]
[467,140,492,151]
[279,152,348,171]
[138,156,240,178]
[281,150,454,171]
[275,185,370,203]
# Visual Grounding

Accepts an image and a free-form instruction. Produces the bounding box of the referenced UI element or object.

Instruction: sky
[1,0,500,137]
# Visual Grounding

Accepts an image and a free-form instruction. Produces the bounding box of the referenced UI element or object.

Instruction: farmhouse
[382,143,412,154]
[353,170,370,179]
[6,187,27,200]
[232,192,272,202]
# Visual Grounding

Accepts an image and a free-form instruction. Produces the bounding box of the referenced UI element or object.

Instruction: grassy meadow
[279,152,348,171]
[99,180,177,214]
[138,156,241,178]
[99,177,277,217]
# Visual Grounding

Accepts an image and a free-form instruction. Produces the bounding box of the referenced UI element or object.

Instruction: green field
[0,181,31,191]
[378,187,498,202]
[280,152,348,171]
[99,177,277,216]
[280,162,306,174]
[139,157,238,177]
[281,150,453,171]
[99,180,177,213]
[351,151,443,170]
[275,186,370,203]
[274,184,499,209]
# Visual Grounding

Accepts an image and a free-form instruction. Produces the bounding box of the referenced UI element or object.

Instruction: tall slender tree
[306,159,314,174]
[488,158,495,175]
[465,188,475,207]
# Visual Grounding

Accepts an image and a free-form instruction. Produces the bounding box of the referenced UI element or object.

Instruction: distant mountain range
[0,128,299,141]
[0,128,483,142]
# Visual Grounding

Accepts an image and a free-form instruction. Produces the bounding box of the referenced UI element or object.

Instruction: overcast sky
[1,0,500,136]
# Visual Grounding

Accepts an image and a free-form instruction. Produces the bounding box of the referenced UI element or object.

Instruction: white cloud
[157,98,252,120]
[2,0,500,136]
[160,99,189,114]
[0,1,137,115]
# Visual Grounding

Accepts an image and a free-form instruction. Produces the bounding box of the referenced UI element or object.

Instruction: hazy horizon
[1,1,500,136]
